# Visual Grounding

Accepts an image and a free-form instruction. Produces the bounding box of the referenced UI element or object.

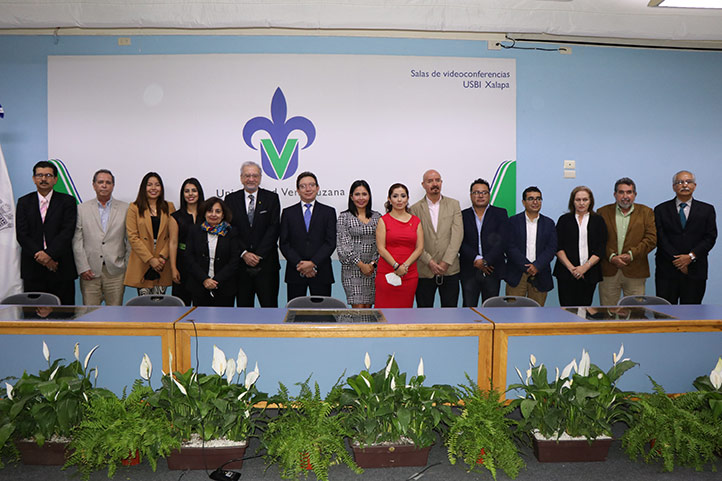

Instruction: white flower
[364,352,371,370]
[237,348,247,373]
[711,357,722,390]
[555,367,560,383]
[530,354,536,367]
[173,377,188,395]
[384,354,395,379]
[536,363,544,374]
[578,350,590,377]
[73,343,80,362]
[82,392,88,402]
[515,367,525,384]
[5,382,13,400]
[140,353,152,380]
[94,366,98,381]
[390,377,396,391]
[598,373,603,379]
[84,345,99,370]
[42,341,50,361]
[244,368,259,389]
[417,357,424,377]
[561,379,573,391]
[212,345,227,376]
[238,391,248,401]
[226,358,236,384]
[525,368,532,384]
[361,374,371,389]
[49,365,60,380]
[561,359,577,379]
[612,344,624,365]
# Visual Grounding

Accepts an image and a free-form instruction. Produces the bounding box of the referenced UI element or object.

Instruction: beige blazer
[124,201,176,288]
[409,195,463,279]
[73,197,130,277]
[597,202,657,278]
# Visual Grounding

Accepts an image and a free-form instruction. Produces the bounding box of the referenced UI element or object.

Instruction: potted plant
[622,377,722,472]
[446,375,525,480]
[262,376,362,481]
[146,345,267,470]
[0,341,104,465]
[508,345,637,462]
[332,353,458,468]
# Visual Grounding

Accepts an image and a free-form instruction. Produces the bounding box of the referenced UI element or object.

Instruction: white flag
[0,143,22,300]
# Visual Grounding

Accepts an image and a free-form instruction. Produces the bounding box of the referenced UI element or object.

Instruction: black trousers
[172,281,193,307]
[656,276,706,304]
[556,279,597,307]
[415,274,460,307]
[192,289,235,307]
[23,277,75,305]
[286,282,332,303]
[461,270,501,307]
[236,265,280,307]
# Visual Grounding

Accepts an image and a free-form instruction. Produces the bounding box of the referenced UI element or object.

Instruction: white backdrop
[48,53,515,213]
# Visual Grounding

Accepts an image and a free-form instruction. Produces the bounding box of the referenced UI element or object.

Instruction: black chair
[1,292,62,306]
[617,295,671,306]
[481,295,541,308]
[125,294,186,307]
[286,296,347,309]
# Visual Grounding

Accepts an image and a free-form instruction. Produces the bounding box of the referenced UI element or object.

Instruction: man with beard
[597,177,657,306]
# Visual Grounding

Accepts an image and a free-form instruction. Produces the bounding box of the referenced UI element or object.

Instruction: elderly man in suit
[16,160,77,305]
[225,161,281,307]
[654,170,717,304]
[280,171,337,301]
[597,177,657,306]
[409,169,463,307]
[72,169,129,305]
[504,186,557,306]
[459,178,508,306]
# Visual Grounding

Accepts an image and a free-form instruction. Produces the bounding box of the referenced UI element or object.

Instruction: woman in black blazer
[185,197,240,307]
[553,186,608,306]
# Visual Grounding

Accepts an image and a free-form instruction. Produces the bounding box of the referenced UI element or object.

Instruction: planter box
[15,440,70,466]
[166,443,247,470]
[533,435,612,463]
[352,443,431,468]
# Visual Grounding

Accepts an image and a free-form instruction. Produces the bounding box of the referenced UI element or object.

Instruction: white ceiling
[0,0,721,43]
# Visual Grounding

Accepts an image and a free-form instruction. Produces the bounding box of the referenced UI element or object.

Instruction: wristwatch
[689,252,697,262]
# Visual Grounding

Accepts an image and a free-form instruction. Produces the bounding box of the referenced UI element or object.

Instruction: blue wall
[1,34,722,307]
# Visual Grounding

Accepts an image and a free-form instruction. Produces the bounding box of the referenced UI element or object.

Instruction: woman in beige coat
[124,172,176,295]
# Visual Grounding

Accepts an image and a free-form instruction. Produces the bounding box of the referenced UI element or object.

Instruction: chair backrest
[617,295,671,306]
[1,292,62,306]
[481,295,541,308]
[125,294,186,307]
[286,296,347,309]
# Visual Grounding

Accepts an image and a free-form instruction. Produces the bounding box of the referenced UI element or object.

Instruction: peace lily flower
[710,357,722,390]
[140,353,152,380]
[578,349,591,377]
[561,359,577,379]
[42,341,50,361]
[555,366,560,383]
[94,366,99,381]
[49,365,60,380]
[226,358,236,384]
[73,342,80,362]
[84,345,99,370]
[390,376,396,391]
[173,377,188,395]
[212,345,227,376]
[244,362,260,389]
[526,368,533,384]
[83,392,88,402]
[384,353,395,379]
[529,354,536,367]
[612,344,624,365]
[417,357,424,377]
[515,367,527,385]
[561,379,573,391]
[361,373,371,389]
[237,347,248,373]
[5,382,12,400]
[364,352,371,370]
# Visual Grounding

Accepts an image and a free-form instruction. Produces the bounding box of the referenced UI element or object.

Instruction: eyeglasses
[34,173,55,179]
[471,191,490,196]
[673,180,695,186]
[242,173,261,179]
[298,183,317,190]
[525,196,542,202]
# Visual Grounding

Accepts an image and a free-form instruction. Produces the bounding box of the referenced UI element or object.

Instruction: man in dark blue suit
[225,161,281,307]
[504,186,557,306]
[654,170,717,304]
[459,178,508,306]
[16,161,78,305]
[280,171,337,301]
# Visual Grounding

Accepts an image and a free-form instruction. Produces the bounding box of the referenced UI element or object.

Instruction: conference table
[1,304,720,397]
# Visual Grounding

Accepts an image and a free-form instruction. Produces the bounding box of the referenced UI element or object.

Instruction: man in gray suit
[72,169,130,305]
[409,169,463,307]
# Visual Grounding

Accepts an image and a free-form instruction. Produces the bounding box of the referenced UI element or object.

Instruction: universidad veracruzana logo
[242,88,316,180]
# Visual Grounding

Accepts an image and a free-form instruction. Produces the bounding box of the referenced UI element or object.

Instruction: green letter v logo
[261,139,298,180]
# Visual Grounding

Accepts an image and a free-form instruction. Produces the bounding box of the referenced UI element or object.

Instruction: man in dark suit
[654,170,717,304]
[16,160,78,305]
[459,178,508,306]
[280,171,337,301]
[225,161,281,307]
[503,186,557,306]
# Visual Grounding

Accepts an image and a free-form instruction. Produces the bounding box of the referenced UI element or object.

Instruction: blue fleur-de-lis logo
[242,88,316,180]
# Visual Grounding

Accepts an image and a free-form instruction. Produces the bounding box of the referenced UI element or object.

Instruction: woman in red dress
[374,183,424,308]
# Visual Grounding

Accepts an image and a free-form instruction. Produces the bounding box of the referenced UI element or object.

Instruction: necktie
[247,194,255,226]
[39,198,49,222]
[304,203,312,231]
[679,202,687,229]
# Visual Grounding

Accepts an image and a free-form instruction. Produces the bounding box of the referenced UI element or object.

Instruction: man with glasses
[280,171,337,301]
[597,177,657,306]
[459,178,509,306]
[226,161,281,306]
[16,161,78,304]
[503,186,557,306]
[654,170,717,304]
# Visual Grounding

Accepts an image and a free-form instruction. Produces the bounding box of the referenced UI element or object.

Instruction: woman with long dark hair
[336,180,382,307]
[124,172,175,295]
[169,178,205,306]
